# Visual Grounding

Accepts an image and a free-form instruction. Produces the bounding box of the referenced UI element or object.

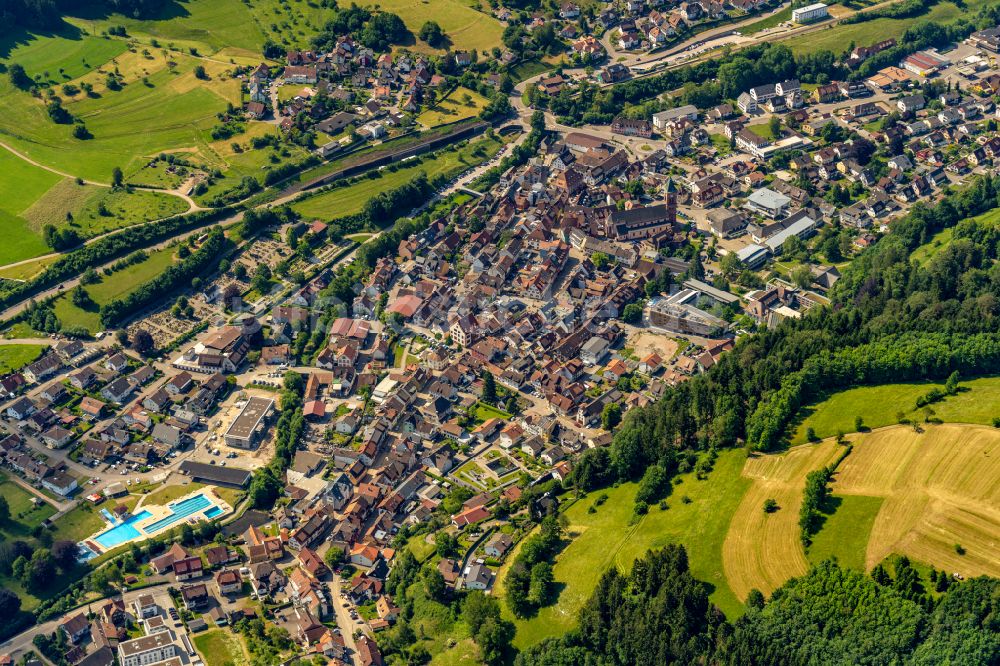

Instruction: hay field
[722,441,844,600]
[834,424,1000,576]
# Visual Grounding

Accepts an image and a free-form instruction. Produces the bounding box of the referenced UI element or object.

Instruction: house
[484,533,513,559]
[357,636,384,666]
[173,556,204,581]
[452,505,490,528]
[181,583,210,610]
[464,563,494,590]
[897,94,926,114]
[216,569,242,595]
[117,632,177,666]
[102,377,135,404]
[61,613,90,644]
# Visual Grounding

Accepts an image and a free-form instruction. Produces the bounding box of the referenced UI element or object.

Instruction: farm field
[805,494,884,571]
[338,0,504,53]
[782,0,985,56]
[500,449,750,649]
[291,135,503,220]
[791,375,1000,443]
[832,424,1000,576]
[722,441,844,601]
[0,344,48,374]
[417,86,490,128]
[50,246,179,333]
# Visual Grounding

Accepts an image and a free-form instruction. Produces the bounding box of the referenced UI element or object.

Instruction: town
[2,0,1000,664]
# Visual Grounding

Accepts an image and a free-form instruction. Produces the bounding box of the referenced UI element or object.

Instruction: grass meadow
[499,449,750,649]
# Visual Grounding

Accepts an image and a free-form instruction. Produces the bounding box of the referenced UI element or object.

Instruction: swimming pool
[141,493,213,534]
[94,510,153,549]
[205,506,223,519]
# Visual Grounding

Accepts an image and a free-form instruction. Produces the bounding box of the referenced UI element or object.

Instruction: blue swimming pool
[205,506,223,519]
[141,494,213,534]
[93,510,153,549]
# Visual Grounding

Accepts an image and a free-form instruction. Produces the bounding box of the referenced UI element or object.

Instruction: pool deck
[82,488,232,555]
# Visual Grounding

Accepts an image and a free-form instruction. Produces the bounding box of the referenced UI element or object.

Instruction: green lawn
[0,48,242,182]
[509,59,551,82]
[0,27,129,81]
[792,376,1000,443]
[0,345,48,373]
[417,86,490,128]
[747,122,780,141]
[0,473,57,539]
[806,494,884,571]
[193,629,248,666]
[741,6,791,33]
[472,402,512,422]
[292,136,503,221]
[0,147,63,266]
[50,502,106,543]
[501,449,750,649]
[51,245,178,333]
[66,0,269,57]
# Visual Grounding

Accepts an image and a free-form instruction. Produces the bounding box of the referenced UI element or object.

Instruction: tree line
[516,545,999,665]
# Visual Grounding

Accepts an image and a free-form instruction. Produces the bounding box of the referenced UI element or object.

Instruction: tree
[528,561,554,606]
[0,588,21,621]
[790,264,813,289]
[763,498,779,513]
[0,496,8,523]
[193,65,207,80]
[434,531,459,558]
[71,285,93,309]
[50,540,78,571]
[601,402,621,430]
[481,370,497,405]
[769,114,781,139]
[418,20,444,46]
[131,329,154,354]
[111,167,124,187]
[622,302,643,324]
[8,63,32,89]
[422,567,447,601]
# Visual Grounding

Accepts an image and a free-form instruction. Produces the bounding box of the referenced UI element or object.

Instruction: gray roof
[747,188,791,211]
[765,215,819,252]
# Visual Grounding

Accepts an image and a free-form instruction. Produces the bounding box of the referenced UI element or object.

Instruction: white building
[118,631,178,666]
[791,3,828,23]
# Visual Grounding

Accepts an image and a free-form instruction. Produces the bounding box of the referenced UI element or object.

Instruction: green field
[50,502,106,543]
[417,86,490,128]
[51,245,178,333]
[500,449,750,649]
[340,0,504,53]
[0,45,242,182]
[741,6,791,34]
[782,0,983,56]
[193,629,248,666]
[792,376,1000,443]
[292,135,502,220]
[0,344,47,373]
[806,494,884,571]
[0,473,57,538]
[0,148,64,265]
[66,0,269,57]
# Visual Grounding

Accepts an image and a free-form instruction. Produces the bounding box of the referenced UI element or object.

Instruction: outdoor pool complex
[90,492,226,551]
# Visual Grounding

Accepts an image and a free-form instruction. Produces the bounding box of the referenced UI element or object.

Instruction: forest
[515,546,999,665]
